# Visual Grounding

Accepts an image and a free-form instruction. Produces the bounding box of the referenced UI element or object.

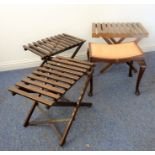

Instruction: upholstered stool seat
[89,42,143,62]
[88,42,146,96]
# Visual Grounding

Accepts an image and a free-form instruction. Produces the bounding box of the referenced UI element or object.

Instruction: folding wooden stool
[8,33,94,146]
[9,56,94,146]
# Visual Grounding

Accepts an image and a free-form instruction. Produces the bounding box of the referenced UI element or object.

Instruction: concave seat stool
[88,42,146,96]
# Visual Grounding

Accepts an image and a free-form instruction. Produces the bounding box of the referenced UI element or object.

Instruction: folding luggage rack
[9,33,94,146]
[23,33,86,59]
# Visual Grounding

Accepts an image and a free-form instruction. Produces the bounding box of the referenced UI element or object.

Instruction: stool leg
[126,62,137,73]
[128,61,133,77]
[87,49,93,96]
[71,43,84,58]
[60,69,93,146]
[87,48,89,61]
[135,60,146,95]
[88,72,93,96]
[60,107,77,146]
[23,101,38,127]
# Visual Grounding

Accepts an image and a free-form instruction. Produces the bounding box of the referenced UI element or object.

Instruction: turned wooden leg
[88,73,93,96]
[135,60,146,95]
[128,61,133,77]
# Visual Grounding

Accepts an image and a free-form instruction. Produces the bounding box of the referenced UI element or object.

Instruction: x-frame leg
[23,69,93,146]
[71,42,85,58]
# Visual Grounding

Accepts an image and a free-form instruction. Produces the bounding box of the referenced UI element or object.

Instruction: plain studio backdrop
[0,4,155,71]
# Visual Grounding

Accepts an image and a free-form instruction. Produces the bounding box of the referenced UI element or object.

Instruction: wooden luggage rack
[9,34,94,146]
[23,33,86,59]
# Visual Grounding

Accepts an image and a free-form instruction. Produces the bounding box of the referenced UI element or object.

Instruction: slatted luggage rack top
[92,23,149,38]
[9,56,94,107]
[23,33,86,59]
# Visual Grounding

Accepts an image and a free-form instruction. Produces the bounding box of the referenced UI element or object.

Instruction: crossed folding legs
[8,33,94,146]
[9,56,94,146]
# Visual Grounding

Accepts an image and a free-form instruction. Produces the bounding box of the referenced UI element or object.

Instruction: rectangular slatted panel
[92,22,149,38]
[9,56,93,107]
[23,33,85,58]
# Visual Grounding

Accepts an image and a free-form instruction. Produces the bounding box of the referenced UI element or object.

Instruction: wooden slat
[60,35,79,45]
[46,38,65,49]
[119,23,129,34]
[136,23,148,35]
[62,34,82,44]
[33,42,53,53]
[52,57,91,69]
[114,23,122,34]
[93,22,148,39]
[97,23,102,35]
[55,36,77,47]
[106,23,113,34]
[22,78,65,94]
[110,23,117,35]
[16,82,60,100]
[46,60,87,72]
[45,62,83,76]
[41,39,62,52]
[43,39,64,50]
[63,33,85,42]
[48,37,69,48]
[101,23,108,34]
[132,23,144,34]
[56,35,78,45]
[23,45,45,58]
[92,23,96,37]
[37,40,55,49]
[9,86,54,106]
[38,67,79,80]
[131,23,140,34]
[33,70,75,84]
[28,44,50,55]
[133,23,145,36]
[41,39,56,46]
[27,74,70,89]
[57,56,94,66]
[127,23,138,35]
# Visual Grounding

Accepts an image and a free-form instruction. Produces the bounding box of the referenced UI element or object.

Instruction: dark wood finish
[135,59,146,95]
[9,56,94,146]
[128,61,133,77]
[88,72,93,97]
[9,86,54,106]
[27,74,70,89]
[88,42,146,95]
[92,22,149,39]
[52,102,92,107]
[32,70,75,84]
[92,22,148,73]
[23,33,86,59]
[24,101,38,127]
[47,60,87,72]
[52,57,91,69]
